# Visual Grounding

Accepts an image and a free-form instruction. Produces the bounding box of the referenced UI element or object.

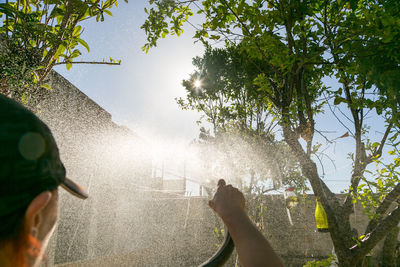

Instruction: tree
[179,45,307,192]
[347,0,400,127]
[142,0,400,266]
[0,0,124,103]
[179,45,309,243]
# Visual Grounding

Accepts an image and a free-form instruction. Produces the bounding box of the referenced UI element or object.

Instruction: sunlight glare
[194,80,201,88]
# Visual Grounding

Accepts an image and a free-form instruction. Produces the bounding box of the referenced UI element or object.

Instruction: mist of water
[36,73,348,267]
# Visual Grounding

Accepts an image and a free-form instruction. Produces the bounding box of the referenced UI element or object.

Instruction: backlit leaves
[0,0,119,101]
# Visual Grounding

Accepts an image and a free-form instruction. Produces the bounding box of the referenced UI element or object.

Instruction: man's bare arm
[209,179,284,267]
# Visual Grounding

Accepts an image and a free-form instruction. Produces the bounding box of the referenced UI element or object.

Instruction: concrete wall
[56,196,230,267]
[52,194,375,267]
[36,71,153,265]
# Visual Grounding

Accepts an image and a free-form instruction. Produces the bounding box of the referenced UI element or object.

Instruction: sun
[194,80,201,88]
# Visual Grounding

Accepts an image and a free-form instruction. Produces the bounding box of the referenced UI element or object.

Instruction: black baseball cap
[0,94,88,218]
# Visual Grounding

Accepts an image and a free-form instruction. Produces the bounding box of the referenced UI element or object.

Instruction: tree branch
[281,124,358,254]
[54,61,121,66]
[366,122,393,164]
[339,76,369,216]
[365,182,400,234]
[219,0,278,73]
[323,92,354,136]
[39,0,74,81]
[344,122,394,212]
[282,125,336,202]
[352,206,400,263]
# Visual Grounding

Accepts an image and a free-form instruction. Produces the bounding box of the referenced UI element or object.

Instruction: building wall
[36,71,152,265]
[55,194,376,267]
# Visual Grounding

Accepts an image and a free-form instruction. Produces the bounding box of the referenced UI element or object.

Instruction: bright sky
[52,1,209,195]
[52,1,389,193]
[54,1,204,143]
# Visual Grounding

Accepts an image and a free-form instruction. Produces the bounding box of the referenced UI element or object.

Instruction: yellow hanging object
[315,199,329,232]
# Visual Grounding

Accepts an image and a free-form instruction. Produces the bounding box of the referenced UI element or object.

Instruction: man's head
[0,95,88,266]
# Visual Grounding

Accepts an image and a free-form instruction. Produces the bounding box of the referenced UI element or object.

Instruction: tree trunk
[381,226,399,267]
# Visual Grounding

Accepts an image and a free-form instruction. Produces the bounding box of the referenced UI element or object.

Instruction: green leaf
[73,25,82,37]
[40,83,52,90]
[21,93,29,104]
[103,9,112,16]
[161,28,169,38]
[77,38,90,52]
[55,44,66,57]
[333,96,346,105]
[71,49,81,58]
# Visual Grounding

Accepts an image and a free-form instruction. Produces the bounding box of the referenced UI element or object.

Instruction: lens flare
[194,80,201,88]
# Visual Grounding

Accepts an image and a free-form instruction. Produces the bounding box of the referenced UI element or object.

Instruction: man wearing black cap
[0,94,88,266]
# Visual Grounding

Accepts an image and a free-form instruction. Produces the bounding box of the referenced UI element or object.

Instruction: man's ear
[24,191,52,236]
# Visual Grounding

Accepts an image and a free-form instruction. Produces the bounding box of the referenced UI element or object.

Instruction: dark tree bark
[381,226,399,267]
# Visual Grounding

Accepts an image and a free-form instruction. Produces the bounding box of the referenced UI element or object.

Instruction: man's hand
[208,179,245,222]
[208,179,284,267]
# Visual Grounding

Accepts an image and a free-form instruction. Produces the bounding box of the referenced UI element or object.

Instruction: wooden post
[161,161,164,189]
[183,159,187,193]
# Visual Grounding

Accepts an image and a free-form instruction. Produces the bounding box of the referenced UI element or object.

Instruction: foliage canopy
[143,0,400,266]
[0,0,124,103]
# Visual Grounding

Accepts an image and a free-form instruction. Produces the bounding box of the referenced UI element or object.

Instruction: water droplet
[18,132,46,160]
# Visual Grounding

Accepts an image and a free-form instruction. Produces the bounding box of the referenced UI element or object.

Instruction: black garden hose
[198,229,234,267]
